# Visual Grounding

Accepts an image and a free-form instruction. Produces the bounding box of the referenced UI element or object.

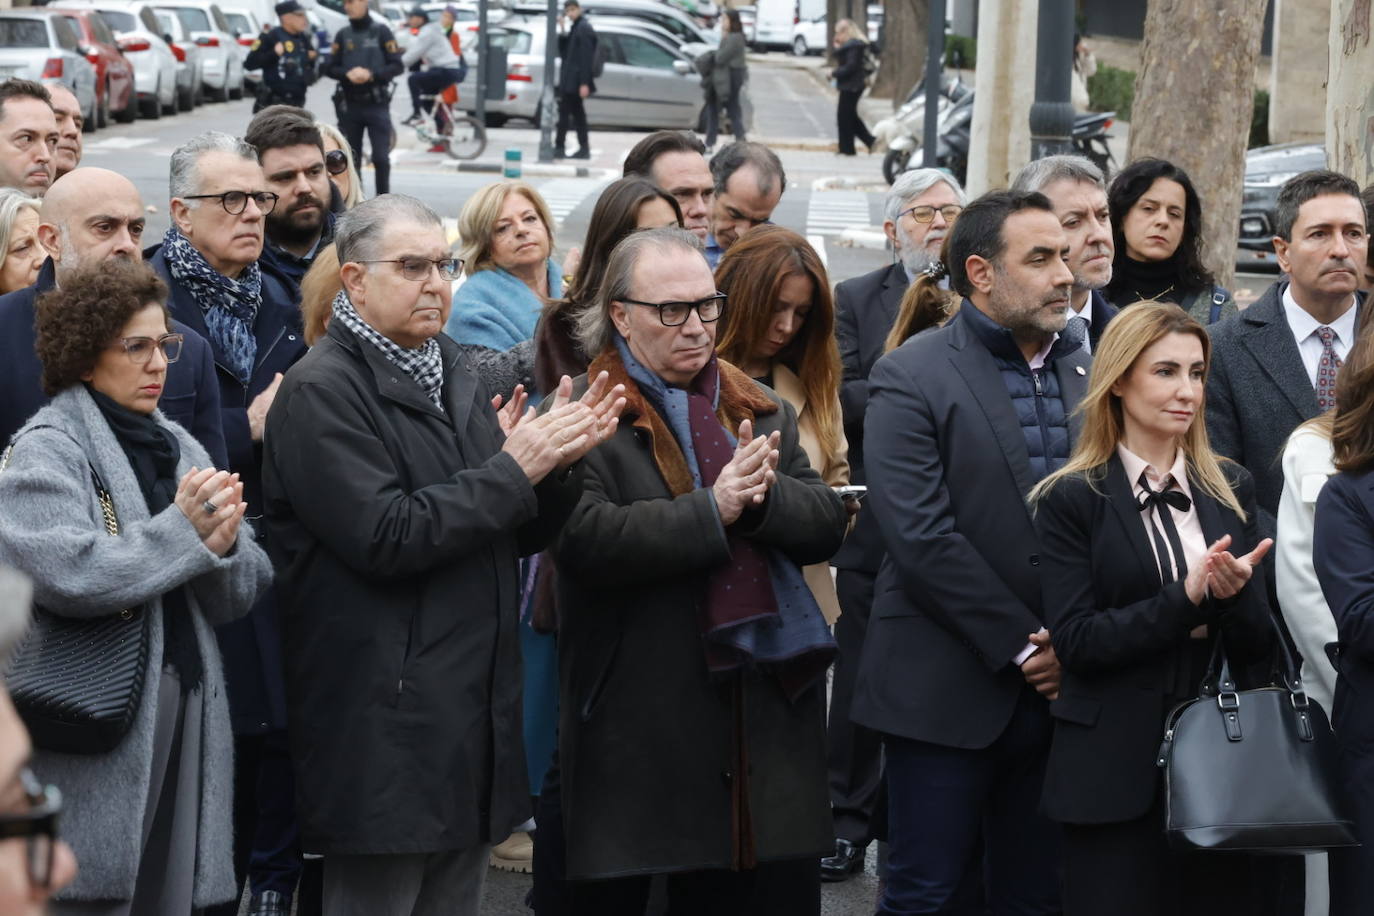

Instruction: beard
[1072,242,1113,291]
[267,197,326,249]
[896,223,942,276]
[987,266,1072,341]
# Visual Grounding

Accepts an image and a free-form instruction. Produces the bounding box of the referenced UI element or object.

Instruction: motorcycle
[876,72,971,185]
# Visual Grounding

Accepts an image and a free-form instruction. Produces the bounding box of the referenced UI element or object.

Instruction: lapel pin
[1075,366,1086,376]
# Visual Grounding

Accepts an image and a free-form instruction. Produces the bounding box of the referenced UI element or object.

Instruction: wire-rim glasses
[620,292,727,327]
[359,257,464,281]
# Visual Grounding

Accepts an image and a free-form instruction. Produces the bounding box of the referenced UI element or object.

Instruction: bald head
[39,168,146,283]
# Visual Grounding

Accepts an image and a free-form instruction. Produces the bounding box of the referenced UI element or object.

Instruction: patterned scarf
[332,290,445,408]
[161,227,261,386]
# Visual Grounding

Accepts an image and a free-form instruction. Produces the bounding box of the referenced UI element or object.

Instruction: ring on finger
[202,500,219,515]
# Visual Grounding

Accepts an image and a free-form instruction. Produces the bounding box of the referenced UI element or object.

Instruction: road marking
[806,190,872,236]
[537,176,612,226]
[806,234,829,269]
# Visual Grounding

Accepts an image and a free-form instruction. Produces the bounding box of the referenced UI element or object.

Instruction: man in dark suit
[555,0,597,160]
[1208,169,1368,535]
[1012,153,1119,353]
[0,167,226,465]
[853,189,1088,914]
[823,166,965,881]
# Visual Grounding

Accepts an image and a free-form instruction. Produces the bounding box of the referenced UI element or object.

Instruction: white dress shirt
[1069,299,1093,354]
[1282,287,1357,389]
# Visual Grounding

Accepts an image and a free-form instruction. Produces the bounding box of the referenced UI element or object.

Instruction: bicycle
[413,90,487,161]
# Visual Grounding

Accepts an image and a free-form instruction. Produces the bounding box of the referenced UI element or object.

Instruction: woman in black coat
[1030,303,1273,915]
[830,19,873,156]
[1313,328,1374,916]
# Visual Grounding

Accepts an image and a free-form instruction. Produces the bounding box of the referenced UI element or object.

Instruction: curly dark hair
[35,260,169,396]
[1106,157,1213,300]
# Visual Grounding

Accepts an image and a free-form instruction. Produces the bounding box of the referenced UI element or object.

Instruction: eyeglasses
[117,333,184,365]
[325,149,349,176]
[181,190,280,215]
[901,204,963,224]
[359,257,464,281]
[0,769,63,890]
[620,292,726,327]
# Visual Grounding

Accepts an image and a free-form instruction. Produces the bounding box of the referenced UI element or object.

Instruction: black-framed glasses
[901,203,963,224]
[0,768,62,890]
[181,190,280,215]
[325,149,349,176]
[359,257,464,281]
[620,292,726,327]
[117,333,184,366]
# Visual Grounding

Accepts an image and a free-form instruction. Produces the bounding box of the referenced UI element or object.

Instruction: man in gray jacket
[400,5,465,128]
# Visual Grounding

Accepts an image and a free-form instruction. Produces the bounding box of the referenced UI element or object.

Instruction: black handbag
[1156,614,1357,852]
[1,445,150,755]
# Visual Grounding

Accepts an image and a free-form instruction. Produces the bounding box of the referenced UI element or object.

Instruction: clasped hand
[174,467,247,557]
[495,371,626,484]
[1183,534,1273,605]
[713,419,781,526]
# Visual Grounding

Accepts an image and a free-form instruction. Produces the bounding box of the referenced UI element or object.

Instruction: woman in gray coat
[705,9,747,151]
[0,261,272,914]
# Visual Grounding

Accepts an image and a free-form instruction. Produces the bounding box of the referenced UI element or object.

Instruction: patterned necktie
[1316,326,1343,412]
[1067,315,1090,354]
[1137,472,1191,585]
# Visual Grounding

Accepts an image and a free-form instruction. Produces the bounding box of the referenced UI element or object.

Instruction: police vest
[335,22,391,101]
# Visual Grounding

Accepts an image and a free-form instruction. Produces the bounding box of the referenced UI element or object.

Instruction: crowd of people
[2,58,1374,916]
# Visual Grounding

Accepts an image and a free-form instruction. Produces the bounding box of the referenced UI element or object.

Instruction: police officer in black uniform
[245,0,318,111]
[324,0,403,196]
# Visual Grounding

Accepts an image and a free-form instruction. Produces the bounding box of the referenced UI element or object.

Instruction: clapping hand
[1183,534,1274,604]
[501,372,626,484]
[492,385,530,437]
[174,467,247,557]
[712,419,780,526]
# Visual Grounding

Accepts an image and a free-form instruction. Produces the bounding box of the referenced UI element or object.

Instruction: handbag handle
[1195,608,1316,742]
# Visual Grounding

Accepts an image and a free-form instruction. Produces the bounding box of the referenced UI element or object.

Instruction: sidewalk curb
[838,226,889,251]
[437,160,619,179]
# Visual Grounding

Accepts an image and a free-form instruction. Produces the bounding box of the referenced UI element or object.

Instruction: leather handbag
[1,445,150,755]
[1156,614,1357,852]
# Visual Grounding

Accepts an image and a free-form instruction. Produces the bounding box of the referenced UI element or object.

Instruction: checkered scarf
[162,227,261,386]
[331,290,445,408]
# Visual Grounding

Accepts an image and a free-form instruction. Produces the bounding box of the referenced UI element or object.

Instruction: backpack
[1208,287,1230,324]
[862,44,879,85]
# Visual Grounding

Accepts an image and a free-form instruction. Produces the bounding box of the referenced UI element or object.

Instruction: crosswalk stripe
[805,190,872,237]
[537,176,613,225]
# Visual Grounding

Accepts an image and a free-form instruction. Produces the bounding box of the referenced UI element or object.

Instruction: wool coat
[260,320,583,856]
[0,386,271,905]
[550,349,848,881]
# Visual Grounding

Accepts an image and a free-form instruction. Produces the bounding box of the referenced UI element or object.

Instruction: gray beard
[896,224,941,276]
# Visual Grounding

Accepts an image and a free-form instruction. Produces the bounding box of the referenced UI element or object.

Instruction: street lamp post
[538,0,557,161]
[920,0,945,167]
[1027,0,1074,159]
[475,0,489,126]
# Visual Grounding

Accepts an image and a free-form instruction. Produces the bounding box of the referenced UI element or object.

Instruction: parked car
[50,7,137,126]
[154,6,205,108]
[1237,141,1326,272]
[751,0,821,49]
[736,4,755,42]
[0,10,99,130]
[459,18,701,128]
[511,0,715,47]
[790,12,823,55]
[156,0,245,101]
[64,0,180,118]
[220,6,265,85]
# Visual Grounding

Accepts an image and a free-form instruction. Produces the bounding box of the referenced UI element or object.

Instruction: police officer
[324,0,403,195]
[245,0,317,111]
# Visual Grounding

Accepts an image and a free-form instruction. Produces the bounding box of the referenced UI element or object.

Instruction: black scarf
[89,387,203,695]
[1106,255,1191,306]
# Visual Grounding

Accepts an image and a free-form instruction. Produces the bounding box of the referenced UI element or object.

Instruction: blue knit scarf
[161,227,261,386]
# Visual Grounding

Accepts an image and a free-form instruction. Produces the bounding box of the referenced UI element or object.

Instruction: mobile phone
[834,485,868,502]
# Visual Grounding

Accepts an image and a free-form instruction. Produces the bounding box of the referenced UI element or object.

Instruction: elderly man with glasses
[261,194,623,915]
[148,130,309,916]
[546,227,847,912]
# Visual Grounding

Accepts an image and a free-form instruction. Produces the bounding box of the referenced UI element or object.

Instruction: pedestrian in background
[830,20,873,157]
[324,0,404,195]
[244,1,317,110]
[0,260,272,914]
[704,10,747,153]
[0,188,41,295]
[1105,158,1238,325]
[555,0,597,160]
[1030,302,1272,914]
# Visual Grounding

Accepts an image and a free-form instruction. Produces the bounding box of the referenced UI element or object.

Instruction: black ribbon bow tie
[1137,481,1191,514]
[1137,472,1191,585]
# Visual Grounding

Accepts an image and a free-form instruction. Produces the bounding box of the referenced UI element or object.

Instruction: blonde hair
[457,180,556,277]
[834,18,863,42]
[299,243,341,346]
[884,252,958,353]
[317,122,363,210]
[1029,301,1245,520]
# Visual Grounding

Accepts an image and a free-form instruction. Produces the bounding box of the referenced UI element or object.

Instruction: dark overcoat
[261,320,583,854]
[550,349,848,880]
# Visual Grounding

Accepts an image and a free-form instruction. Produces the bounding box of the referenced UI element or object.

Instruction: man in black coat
[148,131,309,916]
[262,194,619,911]
[555,0,596,160]
[853,190,1088,914]
[245,105,336,293]
[825,166,965,881]
[0,167,226,466]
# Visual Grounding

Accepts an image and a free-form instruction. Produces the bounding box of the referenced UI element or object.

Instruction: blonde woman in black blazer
[1030,302,1274,914]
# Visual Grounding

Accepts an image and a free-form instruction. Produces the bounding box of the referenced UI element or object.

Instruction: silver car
[220,7,266,86]
[63,0,180,119]
[154,7,206,108]
[0,11,99,128]
[156,0,246,100]
[460,19,701,129]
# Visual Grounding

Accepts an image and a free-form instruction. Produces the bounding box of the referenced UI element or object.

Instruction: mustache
[287,194,324,214]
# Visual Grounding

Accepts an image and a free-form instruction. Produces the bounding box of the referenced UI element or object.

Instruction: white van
[749,0,821,50]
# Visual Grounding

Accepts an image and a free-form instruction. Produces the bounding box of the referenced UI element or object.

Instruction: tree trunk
[1326,0,1374,187]
[867,0,927,105]
[1128,0,1267,289]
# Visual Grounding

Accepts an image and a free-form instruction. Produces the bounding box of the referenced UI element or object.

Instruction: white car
[219,6,265,85]
[62,0,179,119]
[789,13,824,55]
[154,6,206,108]
[156,0,246,101]
[0,11,99,127]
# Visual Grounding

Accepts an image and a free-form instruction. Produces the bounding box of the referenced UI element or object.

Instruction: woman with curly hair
[0,260,272,914]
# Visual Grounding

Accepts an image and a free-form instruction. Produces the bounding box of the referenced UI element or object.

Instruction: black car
[1237,141,1326,272]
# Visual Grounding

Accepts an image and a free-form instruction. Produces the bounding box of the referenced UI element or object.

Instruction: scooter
[876,72,971,185]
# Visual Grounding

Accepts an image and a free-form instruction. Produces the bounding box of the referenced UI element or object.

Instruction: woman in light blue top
[447,180,562,353]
